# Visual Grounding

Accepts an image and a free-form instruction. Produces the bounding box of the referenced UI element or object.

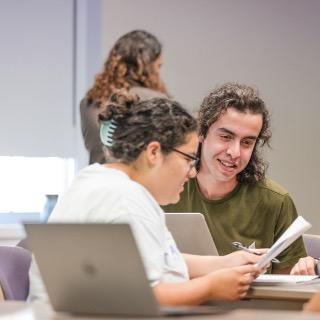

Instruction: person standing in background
[80,30,169,164]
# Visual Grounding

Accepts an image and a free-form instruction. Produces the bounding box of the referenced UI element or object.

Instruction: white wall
[0,0,102,168]
[0,0,319,232]
[102,0,320,232]
[75,0,103,169]
[0,0,75,157]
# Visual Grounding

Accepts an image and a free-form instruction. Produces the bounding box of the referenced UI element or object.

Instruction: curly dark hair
[99,92,197,163]
[198,82,271,183]
[86,30,168,107]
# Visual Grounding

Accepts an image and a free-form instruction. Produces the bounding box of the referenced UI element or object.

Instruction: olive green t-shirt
[163,178,306,272]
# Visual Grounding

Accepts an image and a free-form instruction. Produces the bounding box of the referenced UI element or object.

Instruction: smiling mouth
[218,159,237,169]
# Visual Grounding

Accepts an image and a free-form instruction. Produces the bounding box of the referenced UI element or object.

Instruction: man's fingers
[235,264,259,274]
[291,257,316,275]
[239,273,254,285]
[251,248,268,255]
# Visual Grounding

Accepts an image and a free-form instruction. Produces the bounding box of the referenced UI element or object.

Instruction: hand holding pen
[232,241,280,264]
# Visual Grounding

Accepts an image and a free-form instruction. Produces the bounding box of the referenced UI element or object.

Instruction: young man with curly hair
[163,82,306,274]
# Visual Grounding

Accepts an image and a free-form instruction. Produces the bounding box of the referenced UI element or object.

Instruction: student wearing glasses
[29,93,264,305]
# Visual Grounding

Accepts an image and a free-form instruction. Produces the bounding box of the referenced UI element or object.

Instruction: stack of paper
[253,274,320,286]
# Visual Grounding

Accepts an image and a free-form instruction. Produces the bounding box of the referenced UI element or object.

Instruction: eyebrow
[217,128,235,135]
[217,128,258,140]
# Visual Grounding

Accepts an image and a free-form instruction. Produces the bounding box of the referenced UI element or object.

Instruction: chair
[303,234,320,258]
[0,246,32,300]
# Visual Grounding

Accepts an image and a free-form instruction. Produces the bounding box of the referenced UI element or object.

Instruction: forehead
[208,107,263,138]
[179,132,199,151]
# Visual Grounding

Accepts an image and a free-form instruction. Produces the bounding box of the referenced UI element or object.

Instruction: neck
[104,162,134,178]
[196,170,238,200]
[105,161,154,196]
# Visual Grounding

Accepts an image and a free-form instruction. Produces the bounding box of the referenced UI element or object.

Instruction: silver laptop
[165,213,218,256]
[25,223,226,317]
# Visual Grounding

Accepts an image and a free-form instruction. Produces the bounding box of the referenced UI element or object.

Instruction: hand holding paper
[256,216,311,269]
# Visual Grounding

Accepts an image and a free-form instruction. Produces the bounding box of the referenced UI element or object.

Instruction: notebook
[24,223,227,317]
[165,213,218,256]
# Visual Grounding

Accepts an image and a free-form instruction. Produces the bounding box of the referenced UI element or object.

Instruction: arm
[113,200,261,305]
[290,256,317,275]
[183,251,263,279]
[304,292,320,312]
[153,264,259,306]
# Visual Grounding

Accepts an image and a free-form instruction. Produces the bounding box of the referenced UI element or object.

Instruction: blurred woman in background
[80,30,169,164]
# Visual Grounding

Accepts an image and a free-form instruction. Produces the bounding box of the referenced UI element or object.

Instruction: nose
[226,141,240,158]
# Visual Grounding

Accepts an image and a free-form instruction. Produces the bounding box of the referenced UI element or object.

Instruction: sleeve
[96,194,166,287]
[272,194,307,271]
[112,212,165,287]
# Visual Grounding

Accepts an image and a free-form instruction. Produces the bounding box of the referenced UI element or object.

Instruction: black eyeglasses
[172,148,200,171]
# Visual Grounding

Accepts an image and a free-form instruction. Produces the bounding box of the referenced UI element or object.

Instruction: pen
[232,241,280,264]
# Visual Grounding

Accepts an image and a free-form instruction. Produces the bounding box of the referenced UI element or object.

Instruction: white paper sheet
[253,274,319,286]
[256,216,311,269]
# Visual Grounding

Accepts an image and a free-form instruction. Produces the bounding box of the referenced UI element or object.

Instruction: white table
[0,302,320,320]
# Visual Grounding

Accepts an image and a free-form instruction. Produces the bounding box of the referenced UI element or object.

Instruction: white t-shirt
[29,164,188,301]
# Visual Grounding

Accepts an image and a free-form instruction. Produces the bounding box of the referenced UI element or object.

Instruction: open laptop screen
[165,213,218,256]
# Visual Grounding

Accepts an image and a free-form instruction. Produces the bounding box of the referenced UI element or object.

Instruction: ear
[145,141,162,166]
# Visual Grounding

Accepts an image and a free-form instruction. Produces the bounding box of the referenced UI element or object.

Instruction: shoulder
[91,167,157,207]
[76,165,132,190]
[97,171,163,222]
[129,86,168,101]
[80,97,94,109]
[253,178,289,197]
[67,166,160,218]
[80,98,100,120]
[239,178,294,209]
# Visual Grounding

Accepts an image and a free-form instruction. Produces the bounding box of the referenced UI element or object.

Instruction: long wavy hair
[86,30,168,108]
[198,82,272,183]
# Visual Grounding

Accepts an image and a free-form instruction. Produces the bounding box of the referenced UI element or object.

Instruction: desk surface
[249,282,320,301]
[0,302,320,320]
